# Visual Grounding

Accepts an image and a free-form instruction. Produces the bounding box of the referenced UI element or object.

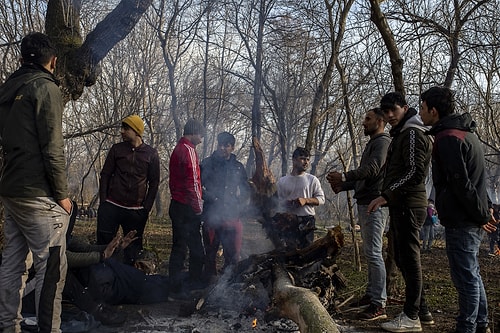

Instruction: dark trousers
[86,259,169,304]
[203,219,242,276]
[389,206,429,318]
[63,270,100,313]
[96,201,148,264]
[168,200,205,288]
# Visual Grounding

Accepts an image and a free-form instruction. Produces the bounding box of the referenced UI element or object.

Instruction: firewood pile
[199,226,345,333]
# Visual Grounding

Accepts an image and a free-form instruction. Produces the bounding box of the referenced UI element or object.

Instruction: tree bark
[273,264,340,333]
[369,0,405,95]
[45,0,153,102]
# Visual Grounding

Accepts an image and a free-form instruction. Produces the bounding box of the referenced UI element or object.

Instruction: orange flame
[252,318,257,328]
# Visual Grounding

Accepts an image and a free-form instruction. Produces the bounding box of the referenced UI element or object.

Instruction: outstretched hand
[326,171,343,186]
[102,230,139,260]
[120,230,138,250]
[103,234,122,260]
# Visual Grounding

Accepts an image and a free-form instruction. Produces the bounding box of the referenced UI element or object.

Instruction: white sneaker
[381,312,422,332]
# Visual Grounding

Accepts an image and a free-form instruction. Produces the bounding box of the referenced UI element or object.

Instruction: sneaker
[381,312,422,332]
[418,311,434,325]
[92,304,126,326]
[349,294,371,308]
[357,303,387,321]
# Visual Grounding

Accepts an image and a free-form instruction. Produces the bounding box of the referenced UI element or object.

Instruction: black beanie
[183,118,205,136]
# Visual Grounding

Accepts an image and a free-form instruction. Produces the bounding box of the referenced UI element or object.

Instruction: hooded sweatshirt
[427,113,490,228]
[381,108,432,208]
[0,63,68,200]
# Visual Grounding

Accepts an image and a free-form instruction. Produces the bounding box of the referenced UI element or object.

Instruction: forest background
[0,0,499,225]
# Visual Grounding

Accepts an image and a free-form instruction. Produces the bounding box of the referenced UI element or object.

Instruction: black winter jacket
[0,63,68,199]
[427,113,490,228]
[201,152,250,223]
[342,133,391,205]
[382,109,432,208]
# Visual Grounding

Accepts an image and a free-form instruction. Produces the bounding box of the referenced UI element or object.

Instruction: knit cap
[122,115,145,137]
[183,118,205,136]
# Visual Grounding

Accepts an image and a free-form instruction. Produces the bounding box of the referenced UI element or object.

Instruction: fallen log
[273,264,340,333]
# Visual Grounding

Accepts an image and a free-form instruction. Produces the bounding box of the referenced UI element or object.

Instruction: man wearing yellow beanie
[96,114,160,265]
[121,114,145,137]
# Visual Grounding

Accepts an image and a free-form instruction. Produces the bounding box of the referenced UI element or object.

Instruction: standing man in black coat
[201,132,250,278]
[420,86,495,333]
[368,92,433,332]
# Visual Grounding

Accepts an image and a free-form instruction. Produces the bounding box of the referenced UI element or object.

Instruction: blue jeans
[358,205,388,307]
[446,226,488,333]
[421,223,434,250]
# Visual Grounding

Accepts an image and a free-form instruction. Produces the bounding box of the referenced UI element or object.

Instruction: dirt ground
[332,233,500,333]
[19,219,500,332]
[106,224,499,333]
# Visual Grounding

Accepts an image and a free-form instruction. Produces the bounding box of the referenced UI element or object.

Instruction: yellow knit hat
[122,115,144,136]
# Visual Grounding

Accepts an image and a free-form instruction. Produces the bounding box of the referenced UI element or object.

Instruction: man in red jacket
[168,118,206,299]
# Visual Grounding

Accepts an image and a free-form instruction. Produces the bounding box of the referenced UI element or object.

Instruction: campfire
[194,137,346,333]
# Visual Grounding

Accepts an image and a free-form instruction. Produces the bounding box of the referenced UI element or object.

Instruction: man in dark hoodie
[368,92,433,332]
[420,86,495,333]
[201,132,250,277]
[0,32,72,333]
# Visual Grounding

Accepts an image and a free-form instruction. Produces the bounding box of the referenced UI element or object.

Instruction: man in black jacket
[201,132,250,278]
[328,107,390,321]
[368,92,433,332]
[0,32,72,333]
[420,86,494,333]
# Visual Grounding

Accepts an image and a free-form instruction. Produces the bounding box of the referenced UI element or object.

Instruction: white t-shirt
[277,173,325,216]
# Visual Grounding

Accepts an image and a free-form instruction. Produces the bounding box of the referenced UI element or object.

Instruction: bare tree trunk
[368,0,405,95]
[369,0,403,289]
[305,0,354,152]
[46,0,153,102]
[338,153,361,271]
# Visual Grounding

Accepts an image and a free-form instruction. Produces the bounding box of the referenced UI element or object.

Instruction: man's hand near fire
[288,197,320,208]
